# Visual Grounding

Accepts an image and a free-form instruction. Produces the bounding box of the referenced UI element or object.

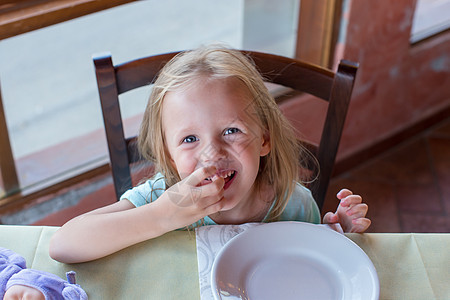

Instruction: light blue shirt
[120,173,321,226]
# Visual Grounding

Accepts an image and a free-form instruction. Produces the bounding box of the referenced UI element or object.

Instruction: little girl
[50,45,370,263]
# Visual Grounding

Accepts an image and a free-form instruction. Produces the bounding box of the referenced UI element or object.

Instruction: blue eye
[183,135,198,143]
[224,128,240,135]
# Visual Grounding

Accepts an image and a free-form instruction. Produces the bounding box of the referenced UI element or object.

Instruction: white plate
[211,222,379,300]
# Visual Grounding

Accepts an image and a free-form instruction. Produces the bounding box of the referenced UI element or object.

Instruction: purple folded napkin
[0,247,27,298]
[0,247,87,300]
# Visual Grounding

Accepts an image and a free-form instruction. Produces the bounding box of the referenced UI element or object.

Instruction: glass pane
[0,0,299,189]
[411,0,450,43]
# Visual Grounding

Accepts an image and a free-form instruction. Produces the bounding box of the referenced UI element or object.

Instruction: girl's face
[161,77,270,212]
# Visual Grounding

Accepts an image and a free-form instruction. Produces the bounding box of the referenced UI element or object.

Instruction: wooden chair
[93,51,358,211]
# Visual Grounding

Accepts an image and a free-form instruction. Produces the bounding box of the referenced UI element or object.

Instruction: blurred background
[0,0,449,232]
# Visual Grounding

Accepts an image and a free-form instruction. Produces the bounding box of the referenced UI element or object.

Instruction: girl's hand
[159,166,225,230]
[322,189,371,233]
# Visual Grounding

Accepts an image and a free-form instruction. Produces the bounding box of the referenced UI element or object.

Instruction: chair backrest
[93,51,358,211]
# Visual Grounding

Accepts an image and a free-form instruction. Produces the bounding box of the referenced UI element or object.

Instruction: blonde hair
[138,45,302,221]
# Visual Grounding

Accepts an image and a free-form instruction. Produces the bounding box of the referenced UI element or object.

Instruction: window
[411,0,450,43]
[1,0,304,201]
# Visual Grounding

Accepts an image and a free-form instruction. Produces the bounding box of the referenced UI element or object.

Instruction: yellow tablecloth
[1,225,449,300]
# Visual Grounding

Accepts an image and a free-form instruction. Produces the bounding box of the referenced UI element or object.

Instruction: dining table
[0,223,449,300]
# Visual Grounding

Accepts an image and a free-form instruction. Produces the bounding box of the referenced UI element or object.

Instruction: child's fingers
[184,175,224,211]
[346,203,368,218]
[337,188,353,200]
[201,176,225,198]
[341,194,363,207]
[167,167,222,208]
[322,212,339,224]
[186,166,217,186]
[204,196,227,215]
[350,218,371,233]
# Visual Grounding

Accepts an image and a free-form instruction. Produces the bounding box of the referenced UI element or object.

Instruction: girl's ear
[260,131,271,157]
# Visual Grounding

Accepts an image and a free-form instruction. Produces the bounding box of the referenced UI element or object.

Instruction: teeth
[221,171,235,179]
[204,171,235,182]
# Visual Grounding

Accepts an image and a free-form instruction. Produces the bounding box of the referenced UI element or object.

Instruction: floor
[15,117,450,233]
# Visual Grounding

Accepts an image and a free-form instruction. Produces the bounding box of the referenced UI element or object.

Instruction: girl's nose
[199,140,227,163]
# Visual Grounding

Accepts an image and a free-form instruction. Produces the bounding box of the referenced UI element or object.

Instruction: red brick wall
[337,0,450,159]
[281,0,449,163]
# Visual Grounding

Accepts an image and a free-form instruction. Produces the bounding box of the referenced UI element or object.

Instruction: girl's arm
[50,166,225,263]
[49,199,170,263]
[322,189,371,233]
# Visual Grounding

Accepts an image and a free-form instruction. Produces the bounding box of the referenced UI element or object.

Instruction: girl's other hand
[322,189,371,233]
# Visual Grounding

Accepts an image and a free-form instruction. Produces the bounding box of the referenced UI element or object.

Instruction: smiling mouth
[205,170,236,189]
